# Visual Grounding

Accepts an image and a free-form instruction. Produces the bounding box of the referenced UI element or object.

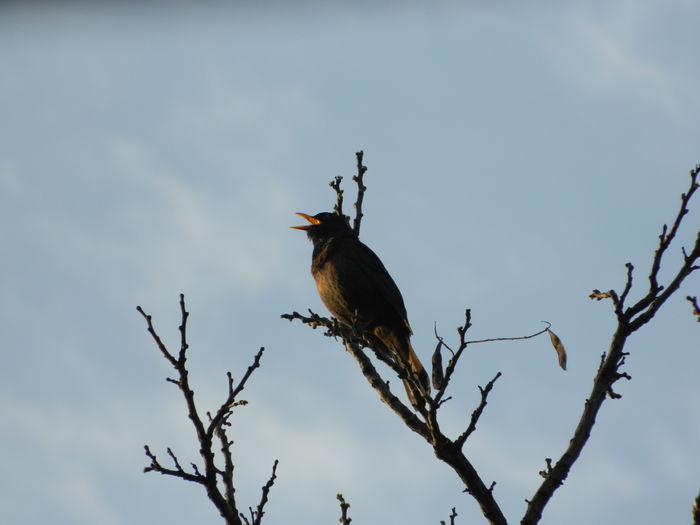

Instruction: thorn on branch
[538,458,554,479]
[227,371,235,395]
[606,387,622,399]
[659,223,668,245]
[440,506,458,525]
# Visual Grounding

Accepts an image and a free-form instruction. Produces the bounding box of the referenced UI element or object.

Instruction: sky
[1,1,698,524]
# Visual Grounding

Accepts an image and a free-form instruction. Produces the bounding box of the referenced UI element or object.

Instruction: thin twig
[625,164,699,321]
[251,460,279,525]
[139,295,272,525]
[143,445,202,483]
[136,306,178,367]
[688,296,700,322]
[464,322,551,346]
[352,150,367,236]
[329,176,344,216]
[337,493,352,525]
[440,507,458,525]
[207,348,265,441]
[455,372,502,448]
[523,165,700,525]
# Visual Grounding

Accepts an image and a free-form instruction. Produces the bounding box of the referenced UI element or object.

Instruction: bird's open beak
[291,212,321,230]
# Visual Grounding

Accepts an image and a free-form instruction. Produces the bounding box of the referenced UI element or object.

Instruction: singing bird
[292,211,430,406]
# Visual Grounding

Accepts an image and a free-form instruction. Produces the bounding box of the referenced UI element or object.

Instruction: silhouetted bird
[293,211,430,406]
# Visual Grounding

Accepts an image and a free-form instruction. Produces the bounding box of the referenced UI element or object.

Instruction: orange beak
[291,212,321,231]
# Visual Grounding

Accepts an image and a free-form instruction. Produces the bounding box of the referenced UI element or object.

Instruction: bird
[292,211,430,406]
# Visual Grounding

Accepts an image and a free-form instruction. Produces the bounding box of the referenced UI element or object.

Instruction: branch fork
[138,295,277,525]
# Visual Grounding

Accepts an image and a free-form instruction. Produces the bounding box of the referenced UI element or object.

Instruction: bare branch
[464,322,551,346]
[647,166,699,292]
[178,293,189,361]
[337,493,352,525]
[352,150,367,236]
[249,460,279,525]
[207,348,265,442]
[618,262,635,312]
[440,507,458,525]
[341,337,430,439]
[143,445,203,484]
[136,305,178,367]
[289,157,700,525]
[286,205,509,523]
[523,165,700,525]
[140,296,272,525]
[281,309,408,380]
[430,315,549,408]
[214,413,237,509]
[284,306,507,525]
[455,372,502,448]
[625,165,699,324]
[329,176,344,217]
[432,310,473,407]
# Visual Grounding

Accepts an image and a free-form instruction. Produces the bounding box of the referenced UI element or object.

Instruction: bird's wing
[339,237,412,333]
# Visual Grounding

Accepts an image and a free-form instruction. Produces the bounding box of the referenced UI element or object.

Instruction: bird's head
[291,212,354,244]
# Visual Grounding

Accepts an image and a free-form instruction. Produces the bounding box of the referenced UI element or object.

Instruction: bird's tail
[407,342,430,393]
[372,326,430,408]
[401,342,430,408]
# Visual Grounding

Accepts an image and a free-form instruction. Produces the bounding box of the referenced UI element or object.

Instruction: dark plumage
[293,211,430,405]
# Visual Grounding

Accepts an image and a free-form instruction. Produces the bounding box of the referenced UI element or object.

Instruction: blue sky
[1,1,698,524]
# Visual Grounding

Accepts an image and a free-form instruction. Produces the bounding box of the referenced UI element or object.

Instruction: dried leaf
[547,328,567,370]
[432,340,444,390]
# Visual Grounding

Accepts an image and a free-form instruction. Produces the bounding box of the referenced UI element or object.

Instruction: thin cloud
[544,3,688,116]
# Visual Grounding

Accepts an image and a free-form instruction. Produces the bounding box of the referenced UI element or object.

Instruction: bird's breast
[311,257,358,326]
